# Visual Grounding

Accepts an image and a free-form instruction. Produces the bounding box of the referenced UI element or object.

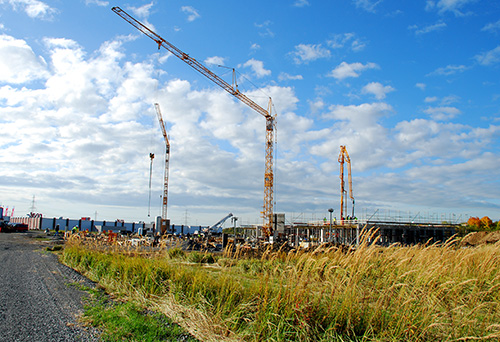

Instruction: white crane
[155,103,170,234]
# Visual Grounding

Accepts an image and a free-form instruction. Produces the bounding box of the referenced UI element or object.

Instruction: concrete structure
[283,220,459,247]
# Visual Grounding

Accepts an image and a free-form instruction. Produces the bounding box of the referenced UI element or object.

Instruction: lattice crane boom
[338,145,354,220]
[155,103,170,234]
[112,7,275,237]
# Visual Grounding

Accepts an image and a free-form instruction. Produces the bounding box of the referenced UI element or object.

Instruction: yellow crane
[112,7,276,237]
[154,103,170,235]
[338,145,354,220]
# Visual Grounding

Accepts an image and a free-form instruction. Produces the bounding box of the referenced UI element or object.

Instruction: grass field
[61,235,500,341]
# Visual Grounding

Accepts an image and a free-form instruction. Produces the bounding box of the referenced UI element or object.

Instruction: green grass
[61,234,500,341]
[45,245,64,251]
[81,286,199,342]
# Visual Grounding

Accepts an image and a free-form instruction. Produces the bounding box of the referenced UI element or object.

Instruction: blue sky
[0,0,499,226]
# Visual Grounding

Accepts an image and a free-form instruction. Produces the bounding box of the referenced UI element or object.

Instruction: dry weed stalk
[62,231,500,341]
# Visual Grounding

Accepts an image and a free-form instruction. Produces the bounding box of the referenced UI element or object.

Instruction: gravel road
[0,231,99,342]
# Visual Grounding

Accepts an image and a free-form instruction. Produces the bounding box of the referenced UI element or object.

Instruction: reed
[62,235,500,341]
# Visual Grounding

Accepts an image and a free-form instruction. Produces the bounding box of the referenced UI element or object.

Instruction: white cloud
[0,34,49,83]
[416,83,426,90]
[424,106,461,120]
[204,56,225,66]
[325,102,392,126]
[123,3,155,30]
[327,33,366,52]
[131,3,153,18]
[351,39,367,52]
[291,44,331,64]
[394,119,500,168]
[254,21,274,38]
[181,6,200,22]
[327,61,379,80]
[440,95,460,105]
[425,95,460,105]
[361,82,395,100]
[308,98,325,114]
[242,59,271,78]
[85,0,109,6]
[250,43,261,51]
[425,0,476,16]
[427,64,467,76]
[482,20,500,33]
[278,72,303,81]
[408,21,447,35]
[1,0,57,19]
[475,46,500,66]
[293,0,310,7]
[353,0,383,13]
[312,102,392,171]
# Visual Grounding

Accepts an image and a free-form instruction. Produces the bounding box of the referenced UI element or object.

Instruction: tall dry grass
[62,233,500,341]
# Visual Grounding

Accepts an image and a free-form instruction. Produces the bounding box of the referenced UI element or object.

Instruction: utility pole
[30,195,36,214]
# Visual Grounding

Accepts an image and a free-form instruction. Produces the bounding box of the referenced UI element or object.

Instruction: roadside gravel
[0,231,100,342]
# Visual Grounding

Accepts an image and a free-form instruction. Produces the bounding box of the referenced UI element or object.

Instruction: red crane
[112,7,276,237]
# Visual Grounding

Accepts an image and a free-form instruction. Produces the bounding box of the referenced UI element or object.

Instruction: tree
[467,217,482,231]
[481,216,493,230]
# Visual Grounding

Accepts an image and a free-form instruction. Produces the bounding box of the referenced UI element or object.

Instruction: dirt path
[0,231,99,341]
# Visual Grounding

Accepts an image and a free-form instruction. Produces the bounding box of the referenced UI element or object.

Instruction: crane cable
[147,49,163,218]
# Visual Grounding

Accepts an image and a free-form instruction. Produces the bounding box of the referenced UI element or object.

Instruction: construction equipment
[203,213,233,234]
[338,145,354,220]
[112,7,276,238]
[154,103,170,234]
[148,152,154,217]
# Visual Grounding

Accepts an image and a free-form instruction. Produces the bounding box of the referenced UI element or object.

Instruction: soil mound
[460,231,500,246]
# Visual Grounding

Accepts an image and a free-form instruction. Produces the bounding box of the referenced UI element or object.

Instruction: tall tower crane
[112,7,276,237]
[155,103,170,234]
[338,145,354,220]
[148,152,154,217]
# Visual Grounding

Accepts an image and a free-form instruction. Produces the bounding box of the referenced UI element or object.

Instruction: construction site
[3,7,465,249]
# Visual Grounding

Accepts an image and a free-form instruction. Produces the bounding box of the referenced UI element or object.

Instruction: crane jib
[112,6,276,237]
[112,6,271,120]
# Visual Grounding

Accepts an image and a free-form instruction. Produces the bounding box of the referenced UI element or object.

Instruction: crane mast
[338,145,354,220]
[112,7,275,237]
[155,103,170,234]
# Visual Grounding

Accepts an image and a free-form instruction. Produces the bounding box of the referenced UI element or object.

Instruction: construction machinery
[154,103,170,234]
[203,213,233,234]
[112,7,276,238]
[338,145,354,220]
[148,152,154,217]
